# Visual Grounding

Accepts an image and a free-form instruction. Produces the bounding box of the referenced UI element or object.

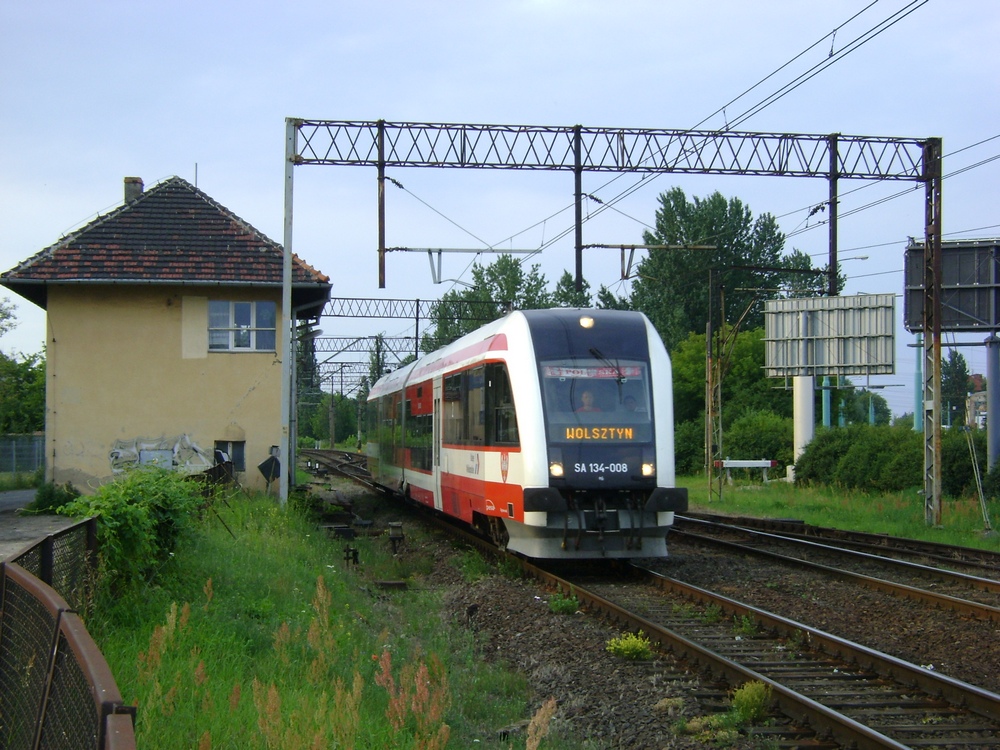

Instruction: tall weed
[91,493,557,748]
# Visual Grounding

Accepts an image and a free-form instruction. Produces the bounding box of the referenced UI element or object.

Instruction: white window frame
[208,300,277,352]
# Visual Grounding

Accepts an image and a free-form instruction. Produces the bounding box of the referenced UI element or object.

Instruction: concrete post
[987,334,999,470]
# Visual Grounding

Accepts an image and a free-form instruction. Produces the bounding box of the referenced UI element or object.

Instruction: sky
[1,0,998,418]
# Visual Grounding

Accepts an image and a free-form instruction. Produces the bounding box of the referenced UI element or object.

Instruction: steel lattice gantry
[293,120,925,176]
[321,296,502,321]
[291,121,930,292]
[281,118,943,521]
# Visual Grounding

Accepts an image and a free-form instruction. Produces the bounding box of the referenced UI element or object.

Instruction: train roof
[367,308,651,400]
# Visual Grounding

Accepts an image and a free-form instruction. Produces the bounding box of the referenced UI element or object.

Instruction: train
[365,308,688,559]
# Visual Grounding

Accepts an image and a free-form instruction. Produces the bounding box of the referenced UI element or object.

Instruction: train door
[433,378,443,511]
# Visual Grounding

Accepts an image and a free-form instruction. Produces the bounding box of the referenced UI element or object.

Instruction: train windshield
[539,358,653,443]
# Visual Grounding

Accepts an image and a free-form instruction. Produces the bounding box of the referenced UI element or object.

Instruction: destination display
[564,426,636,441]
[543,366,642,379]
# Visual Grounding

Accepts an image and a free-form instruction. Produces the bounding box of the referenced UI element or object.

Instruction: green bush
[724,409,793,470]
[674,418,705,476]
[605,631,653,660]
[983,461,1000,502]
[21,481,81,515]
[548,591,579,615]
[59,467,202,590]
[794,424,867,485]
[794,423,984,497]
[730,681,772,723]
[831,426,922,492]
[941,427,987,498]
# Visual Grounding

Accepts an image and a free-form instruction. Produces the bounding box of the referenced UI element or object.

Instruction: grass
[81,472,999,747]
[680,475,1000,552]
[0,469,43,491]
[675,680,773,744]
[86,490,584,749]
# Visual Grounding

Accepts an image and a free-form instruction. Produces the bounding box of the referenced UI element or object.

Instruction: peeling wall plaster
[109,434,212,474]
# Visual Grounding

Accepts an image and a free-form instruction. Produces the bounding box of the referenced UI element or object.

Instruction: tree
[0,352,44,433]
[305,391,359,447]
[423,255,551,350]
[0,297,16,339]
[551,271,592,308]
[941,348,971,426]
[835,384,892,426]
[595,284,632,310]
[670,327,793,427]
[630,187,830,350]
[295,322,323,445]
[0,299,45,434]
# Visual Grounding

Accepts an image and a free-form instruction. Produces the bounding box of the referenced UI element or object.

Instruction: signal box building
[1,176,331,493]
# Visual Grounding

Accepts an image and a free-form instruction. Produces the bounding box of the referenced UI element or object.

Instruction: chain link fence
[1,520,136,748]
[0,434,45,474]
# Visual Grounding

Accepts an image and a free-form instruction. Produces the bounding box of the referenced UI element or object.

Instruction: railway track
[681,512,1000,576]
[671,516,1000,622]
[543,563,1000,749]
[301,449,1000,746]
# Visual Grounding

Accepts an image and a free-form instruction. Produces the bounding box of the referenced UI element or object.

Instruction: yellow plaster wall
[45,285,284,493]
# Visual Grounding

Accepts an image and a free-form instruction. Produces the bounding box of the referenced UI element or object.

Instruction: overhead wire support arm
[384,246,538,284]
[582,243,717,280]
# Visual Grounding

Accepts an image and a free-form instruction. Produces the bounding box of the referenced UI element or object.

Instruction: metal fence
[0,434,45,474]
[10,518,96,613]
[0,520,136,749]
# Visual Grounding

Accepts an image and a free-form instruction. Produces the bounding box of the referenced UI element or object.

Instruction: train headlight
[641,462,655,477]
[549,461,565,478]
[579,315,594,329]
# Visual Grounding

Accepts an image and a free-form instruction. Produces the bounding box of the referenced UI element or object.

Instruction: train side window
[485,363,519,447]
[378,394,393,460]
[406,398,432,471]
[466,366,485,444]
[443,373,465,444]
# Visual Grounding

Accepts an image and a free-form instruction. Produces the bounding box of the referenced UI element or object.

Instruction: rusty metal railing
[1,520,136,749]
[10,517,97,613]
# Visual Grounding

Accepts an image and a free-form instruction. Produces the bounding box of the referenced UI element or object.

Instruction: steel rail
[670,526,1000,622]
[630,567,1000,726]
[676,516,1000,592]
[681,512,1000,572]
[524,562,910,749]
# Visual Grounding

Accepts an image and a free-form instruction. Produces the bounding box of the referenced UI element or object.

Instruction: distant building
[968,389,987,429]
[1,177,331,493]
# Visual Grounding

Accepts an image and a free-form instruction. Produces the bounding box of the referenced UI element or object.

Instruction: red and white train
[366,308,688,559]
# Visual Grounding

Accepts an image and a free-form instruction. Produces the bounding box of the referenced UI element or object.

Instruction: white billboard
[764,294,895,377]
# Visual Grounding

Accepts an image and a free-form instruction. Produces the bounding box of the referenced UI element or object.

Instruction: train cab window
[540,358,653,443]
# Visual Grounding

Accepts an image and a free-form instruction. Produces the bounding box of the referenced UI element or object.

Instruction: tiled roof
[2,177,331,310]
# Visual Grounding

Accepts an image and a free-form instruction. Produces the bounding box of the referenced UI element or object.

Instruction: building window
[208,301,277,351]
[214,440,246,472]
